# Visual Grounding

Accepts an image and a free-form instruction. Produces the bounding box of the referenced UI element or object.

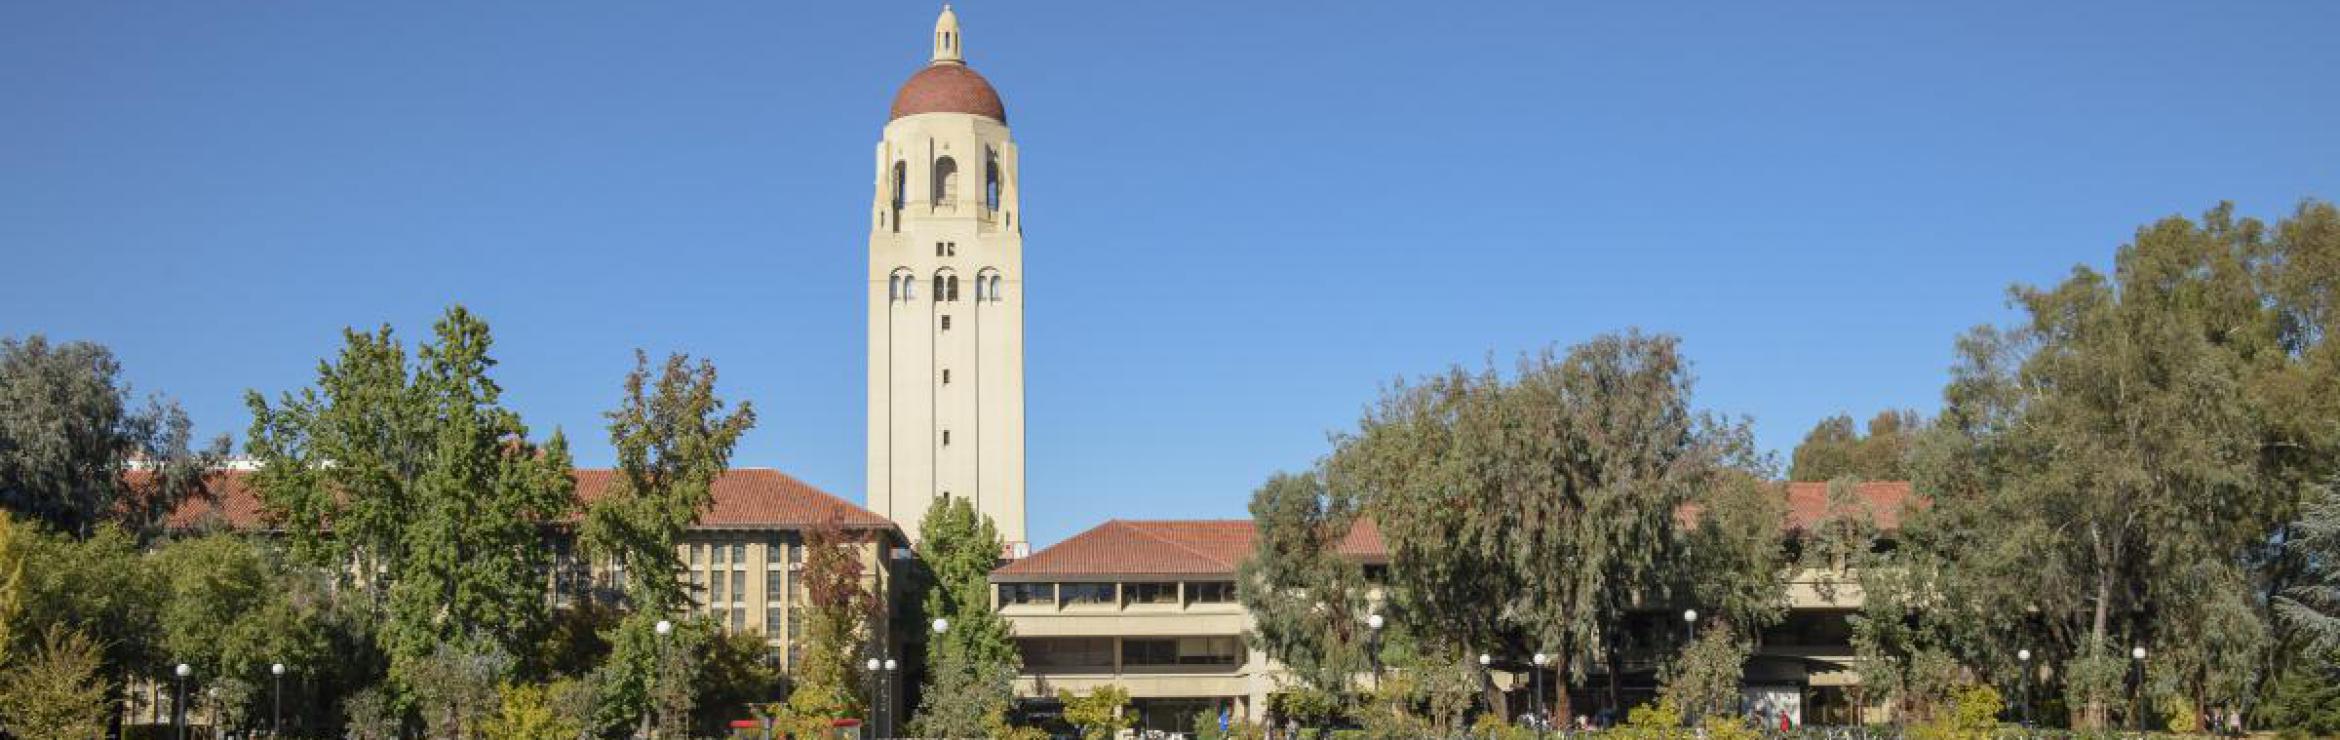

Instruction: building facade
[989,482,1914,734]
[867,5,1030,555]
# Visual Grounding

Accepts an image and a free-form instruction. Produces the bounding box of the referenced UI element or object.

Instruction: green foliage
[1890,201,2340,730]
[1611,697,1689,740]
[1238,471,1371,720]
[910,496,1019,738]
[0,334,227,540]
[2278,479,2340,651]
[1908,683,2003,740]
[0,625,110,740]
[1662,627,1749,719]
[341,685,400,740]
[1057,684,1132,740]
[580,350,756,614]
[482,679,592,740]
[1333,331,1775,719]
[14,523,163,699]
[2259,657,2340,735]
[149,532,330,719]
[245,306,578,698]
[406,638,515,738]
[1788,410,1921,482]
[1354,644,1477,738]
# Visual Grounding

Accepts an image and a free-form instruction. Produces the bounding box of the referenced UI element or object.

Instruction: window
[1121,636,1242,667]
[933,275,944,301]
[1022,637,1115,670]
[936,242,947,257]
[767,569,783,598]
[767,606,783,635]
[731,543,746,565]
[888,275,900,301]
[712,572,726,603]
[732,607,746,633]
[942,369,951,384]
[999,582,1054,606]
[933,157,959,203]
[1061,582,1117,606]
[713,543,727,566]
[787,543,804,566]
[973,278,985,301]
[947,275,960,301]
[1125,582,1179,605]
[941,429,951,446]
[985,153,1001,211]
[732,571,746,600]
[940,316,952,331]
[1186,581,1236,604]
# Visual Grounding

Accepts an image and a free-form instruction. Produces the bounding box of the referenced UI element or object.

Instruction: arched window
[888,275,899,301]
[972,277,986,302]
[985,152,1002,211]
[947,275,960,301]
[989,275,1003,302]
[932,157,958,204]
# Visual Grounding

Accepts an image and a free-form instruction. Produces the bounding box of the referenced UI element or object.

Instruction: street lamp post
[885,658,899,739]
[2016,649,2032,729]
[173,663,191,740]
[866,657,883,738]
[2130,646,2148,733]
[1532,652,1551,738]
[270,663,286,738]
[650,619,673,739]
[1366,614,1385,687]
[1683,609,1699,643]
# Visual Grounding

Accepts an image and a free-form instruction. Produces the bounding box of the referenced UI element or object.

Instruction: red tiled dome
[889,64,1007,123]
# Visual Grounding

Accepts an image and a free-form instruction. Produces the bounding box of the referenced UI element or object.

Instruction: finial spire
[932,5,964,65]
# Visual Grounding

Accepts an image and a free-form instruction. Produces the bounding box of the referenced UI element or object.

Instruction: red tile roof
[1000,483,1919,580]
[993,518,1386,581]
[1782,480,1917,532]
[161,467,894,532]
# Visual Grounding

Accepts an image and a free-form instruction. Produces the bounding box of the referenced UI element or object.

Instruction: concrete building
[989,482,1914,734]
[868,4,1030,555]
[157,467,906,671]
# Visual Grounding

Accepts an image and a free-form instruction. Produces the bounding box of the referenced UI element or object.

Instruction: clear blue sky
[4,2,2335,547]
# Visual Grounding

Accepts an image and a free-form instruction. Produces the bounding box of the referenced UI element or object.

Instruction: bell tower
[868,5,1028,555]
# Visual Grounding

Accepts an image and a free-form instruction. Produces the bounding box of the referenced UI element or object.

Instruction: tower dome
[888,6,1007,123]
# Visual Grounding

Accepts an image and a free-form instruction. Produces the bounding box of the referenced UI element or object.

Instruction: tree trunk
[2084,557,2114,731]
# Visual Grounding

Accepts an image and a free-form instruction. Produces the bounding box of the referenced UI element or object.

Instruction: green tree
[149,533,331,720]
[406,638,514,738]
[1788,410,1922,481]
[1900,202,2340,729]
[245,306,578,700]
[14,523,162,720]
[0,625,111,740]
[1662,612,1752,722]
[0,335,227,540]
[909,496,1020,738]
[1058,684,1132,740]
[1335,332,1766,720]
[1236,471,1371,728]
[482,679,592,740]
[575,349,754,730]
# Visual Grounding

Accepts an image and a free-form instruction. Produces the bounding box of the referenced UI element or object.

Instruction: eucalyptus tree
[1237,470,1373,727]
[0,334,225,540]
[1334,332,1770,722]
[1903,202,2339,729]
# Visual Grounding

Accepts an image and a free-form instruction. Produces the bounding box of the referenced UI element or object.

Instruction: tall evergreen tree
[909,496,1019,738]
[245,306,577,700]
